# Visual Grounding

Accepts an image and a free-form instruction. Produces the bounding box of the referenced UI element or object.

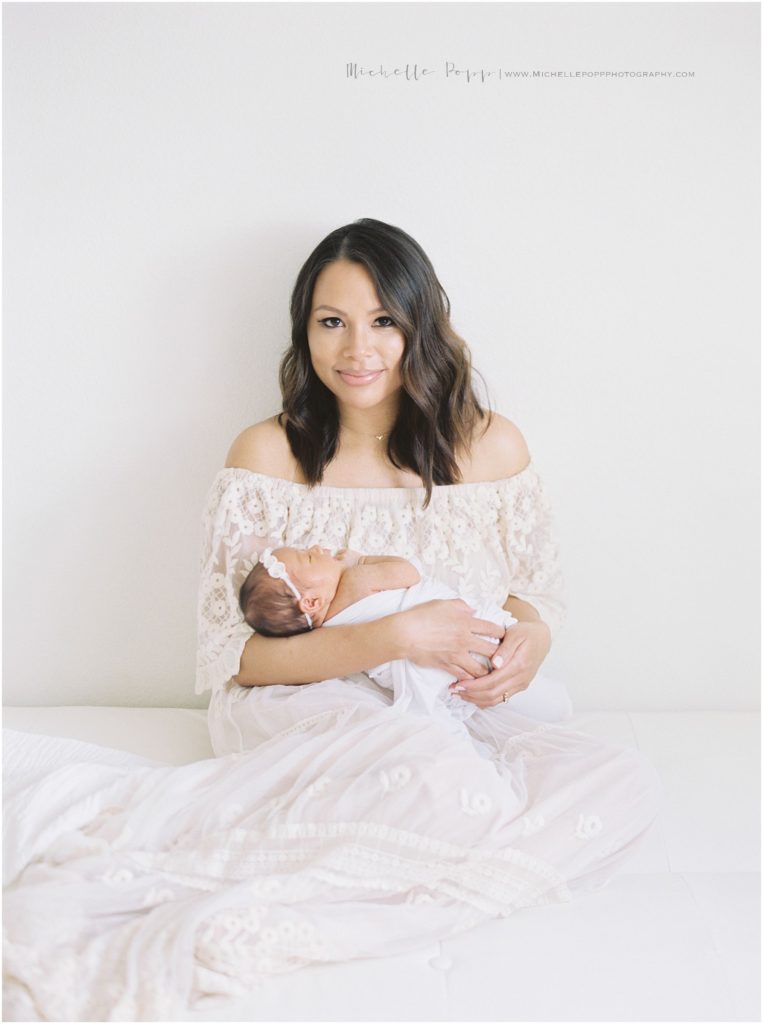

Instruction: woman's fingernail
[492,655,504,668]
[452,685,466,693]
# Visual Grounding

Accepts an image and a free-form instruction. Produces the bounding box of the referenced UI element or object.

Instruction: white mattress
[3,705,760,1022]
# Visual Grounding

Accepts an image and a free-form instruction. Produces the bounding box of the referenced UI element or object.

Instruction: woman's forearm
[234,615,408,687]
[503,595,543,625]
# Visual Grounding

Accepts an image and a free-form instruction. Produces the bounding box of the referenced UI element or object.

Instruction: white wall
[3,3,759,710]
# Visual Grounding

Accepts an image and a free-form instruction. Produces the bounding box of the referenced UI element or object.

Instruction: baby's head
[239,545,343,637]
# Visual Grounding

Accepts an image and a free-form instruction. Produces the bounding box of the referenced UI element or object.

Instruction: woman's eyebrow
[313,305,386,315]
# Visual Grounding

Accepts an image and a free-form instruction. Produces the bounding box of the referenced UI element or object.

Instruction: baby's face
[274,545,342,597]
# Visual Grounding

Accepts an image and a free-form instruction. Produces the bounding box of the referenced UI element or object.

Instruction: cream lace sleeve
[501,464,567,641]
[195,470,283,696]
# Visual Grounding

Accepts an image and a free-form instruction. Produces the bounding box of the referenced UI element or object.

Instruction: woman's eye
[316,316,395,328]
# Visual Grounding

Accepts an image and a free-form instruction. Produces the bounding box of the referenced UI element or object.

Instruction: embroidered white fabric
[196,460,566,698]
[4,715,662,1021]
[2,462,664,1021]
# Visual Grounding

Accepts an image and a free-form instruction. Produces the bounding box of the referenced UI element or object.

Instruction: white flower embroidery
[99,867,133,884]
[305,776,332,798]
[459,788,493,816]
[143,886,175,906]
[379,764,411,792]
[521,813,546,836]
[575,814,603,839]
[414,892,435,904]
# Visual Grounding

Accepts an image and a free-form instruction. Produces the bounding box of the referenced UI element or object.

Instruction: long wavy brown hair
[278,217,493,509]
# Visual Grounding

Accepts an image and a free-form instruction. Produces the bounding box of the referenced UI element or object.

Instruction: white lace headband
[259,548,313,629]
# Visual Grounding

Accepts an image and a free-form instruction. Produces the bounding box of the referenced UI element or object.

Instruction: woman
[198,216,576,756]
[197,217,661,898]
[3,219,662,1022]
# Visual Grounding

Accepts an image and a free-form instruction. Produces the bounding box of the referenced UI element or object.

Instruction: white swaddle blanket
[323,556,572,739]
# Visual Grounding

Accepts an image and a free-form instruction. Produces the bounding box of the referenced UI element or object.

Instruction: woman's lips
[336,370,384,386]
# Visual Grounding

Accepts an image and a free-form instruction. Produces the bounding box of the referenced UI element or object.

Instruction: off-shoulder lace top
[195,461,566,696]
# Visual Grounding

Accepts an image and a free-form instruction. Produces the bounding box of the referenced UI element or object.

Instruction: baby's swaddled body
[323,555,570,741]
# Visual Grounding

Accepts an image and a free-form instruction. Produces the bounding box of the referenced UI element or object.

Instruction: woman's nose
[342,330,372,357]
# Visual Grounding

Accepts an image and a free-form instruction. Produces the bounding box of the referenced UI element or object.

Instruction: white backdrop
[3,2,759,710]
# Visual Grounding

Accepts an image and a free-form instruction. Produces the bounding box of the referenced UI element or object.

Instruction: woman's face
[306,260,406,417]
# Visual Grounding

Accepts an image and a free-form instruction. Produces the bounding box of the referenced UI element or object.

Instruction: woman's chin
[334,388,402,413]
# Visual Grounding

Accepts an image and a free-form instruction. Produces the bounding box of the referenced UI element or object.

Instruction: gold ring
[502,691,509,703]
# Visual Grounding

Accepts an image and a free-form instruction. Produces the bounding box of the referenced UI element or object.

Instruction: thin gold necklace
[341,425,390,442]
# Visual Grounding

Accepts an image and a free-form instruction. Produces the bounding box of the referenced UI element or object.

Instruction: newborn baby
[239,546,425,636]
[239,546,572,737]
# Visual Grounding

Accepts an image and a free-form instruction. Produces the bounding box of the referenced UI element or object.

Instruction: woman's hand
[448,620,552,709]
[396,599,506,679]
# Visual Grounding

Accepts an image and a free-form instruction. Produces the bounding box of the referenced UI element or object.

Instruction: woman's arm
[234,614,407,686]
[444,413,561,704]
[235,600,508,687]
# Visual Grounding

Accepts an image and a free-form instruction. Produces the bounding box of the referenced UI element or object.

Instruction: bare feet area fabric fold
[3,696,662,1021]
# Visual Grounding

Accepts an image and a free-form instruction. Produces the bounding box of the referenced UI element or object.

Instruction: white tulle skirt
[3,675,662,1022]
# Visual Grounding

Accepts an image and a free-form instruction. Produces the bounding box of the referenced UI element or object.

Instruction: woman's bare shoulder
[224,415,297,476]
[463,411,531,482]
